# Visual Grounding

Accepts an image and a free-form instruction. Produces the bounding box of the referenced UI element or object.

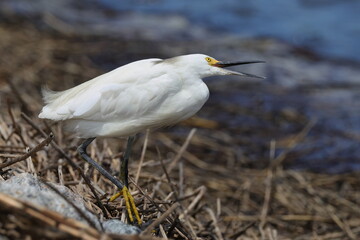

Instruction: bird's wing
[39,58,172,121]
[64,73,178,121]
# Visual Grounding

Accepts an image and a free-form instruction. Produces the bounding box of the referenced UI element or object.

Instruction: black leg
[77,138,124,190]
[119,136,136,187]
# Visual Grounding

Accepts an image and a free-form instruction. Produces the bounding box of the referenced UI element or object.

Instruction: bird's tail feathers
[41,86,65,104]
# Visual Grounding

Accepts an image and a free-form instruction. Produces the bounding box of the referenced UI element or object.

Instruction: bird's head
[176,54,265,79]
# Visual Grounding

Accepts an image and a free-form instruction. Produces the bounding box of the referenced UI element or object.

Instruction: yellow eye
[205,57,212,63]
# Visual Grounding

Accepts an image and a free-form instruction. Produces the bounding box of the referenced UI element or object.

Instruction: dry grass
[0,20,360,239]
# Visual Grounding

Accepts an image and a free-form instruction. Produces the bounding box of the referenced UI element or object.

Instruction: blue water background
[99,0,360,62]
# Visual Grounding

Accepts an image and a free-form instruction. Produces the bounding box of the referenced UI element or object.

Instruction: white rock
[0,173,140,235]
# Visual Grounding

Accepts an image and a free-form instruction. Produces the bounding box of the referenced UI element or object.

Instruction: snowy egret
[39,54,264,224]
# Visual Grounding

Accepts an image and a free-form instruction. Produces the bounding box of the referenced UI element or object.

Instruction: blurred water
[99,0,360,62]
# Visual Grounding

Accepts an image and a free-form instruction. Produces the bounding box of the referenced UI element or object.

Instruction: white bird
[39,54,264,224]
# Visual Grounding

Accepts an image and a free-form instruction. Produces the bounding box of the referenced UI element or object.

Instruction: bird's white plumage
[39,54,231,138]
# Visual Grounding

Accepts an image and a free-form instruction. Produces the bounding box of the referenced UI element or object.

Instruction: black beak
[214,60,265,68]
[214,60,265,79]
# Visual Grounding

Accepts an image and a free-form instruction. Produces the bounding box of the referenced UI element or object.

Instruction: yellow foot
[109,186,142,225]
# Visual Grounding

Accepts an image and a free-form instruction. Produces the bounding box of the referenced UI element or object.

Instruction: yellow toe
[109,191,123,202]
[109,186,142,225]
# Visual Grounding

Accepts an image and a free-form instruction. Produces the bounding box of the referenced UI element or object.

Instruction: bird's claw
[109,186,142,225]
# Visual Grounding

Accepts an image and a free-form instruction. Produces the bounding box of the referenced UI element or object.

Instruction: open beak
[214,60,265,79]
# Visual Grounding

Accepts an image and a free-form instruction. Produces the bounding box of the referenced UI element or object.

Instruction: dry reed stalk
[0,133,53,169]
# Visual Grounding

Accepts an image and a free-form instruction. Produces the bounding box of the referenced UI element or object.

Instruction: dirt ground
[0,20,360,239]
